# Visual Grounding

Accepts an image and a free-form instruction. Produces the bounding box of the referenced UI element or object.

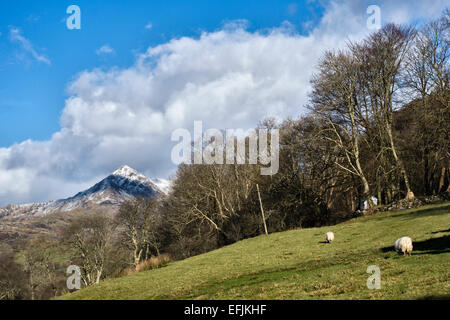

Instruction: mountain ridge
[0,165,170,221]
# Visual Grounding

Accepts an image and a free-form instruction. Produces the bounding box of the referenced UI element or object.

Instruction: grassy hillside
[59,202,450,300]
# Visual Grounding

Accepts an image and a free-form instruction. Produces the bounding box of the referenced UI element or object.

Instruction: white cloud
[95,44,115,55]
[381,0,448,24]
[145,22,153,30]
[0,0,446,206]
[9,27,51,65]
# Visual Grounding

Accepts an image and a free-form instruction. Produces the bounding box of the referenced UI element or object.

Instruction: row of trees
[0,200,163,298]
[1,11,448,299]
[309,18,448,205]
[0,238,64,300]
[63,200,163,288]
[158,14,448,259]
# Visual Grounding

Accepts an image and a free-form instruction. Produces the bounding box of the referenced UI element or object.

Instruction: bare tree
[63,215,113,286]
[310,50,372,204]
[403,12,449,195]
[115,198,161,270]
[22,236,59,300]
[0,245,28,300]
[355,24,416,200]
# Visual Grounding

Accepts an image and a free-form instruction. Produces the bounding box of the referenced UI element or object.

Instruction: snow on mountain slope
[0,165,167,221]
[150,178,173,195]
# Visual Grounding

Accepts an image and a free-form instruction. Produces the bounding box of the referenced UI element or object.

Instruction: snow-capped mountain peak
[113,165,142,180]
[64,165,161,202]
[0,165,168,221]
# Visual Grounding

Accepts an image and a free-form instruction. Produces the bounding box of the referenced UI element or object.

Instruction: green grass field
[59,202,450,300]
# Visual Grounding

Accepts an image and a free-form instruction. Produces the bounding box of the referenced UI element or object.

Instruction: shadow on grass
[380,235,450,255]
[431,228,450,234]
[413,235,450,255]
[397,204,450,221]
[363,203,450,224]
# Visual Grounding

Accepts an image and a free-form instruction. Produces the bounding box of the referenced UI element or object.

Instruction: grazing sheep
[394,236,413,256]
[325,232,334,243]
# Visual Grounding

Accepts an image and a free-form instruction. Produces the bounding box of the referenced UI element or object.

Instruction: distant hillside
[0,165,168,222]
[59,202,450,300]
[0,165,171,247]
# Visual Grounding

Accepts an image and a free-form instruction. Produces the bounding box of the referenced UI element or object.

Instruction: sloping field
[59,202,450,300]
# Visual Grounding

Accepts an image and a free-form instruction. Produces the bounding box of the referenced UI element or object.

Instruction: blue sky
[0,0,324,147]
[0,0,447,206]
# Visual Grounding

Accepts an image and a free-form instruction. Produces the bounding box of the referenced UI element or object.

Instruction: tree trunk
[95,269,102,284]
[29,273,35,300]
[133,247,142,270]
[438,166,446,193]
[377,172,382,206]
[350,189,356,212]
[386,125,414,200]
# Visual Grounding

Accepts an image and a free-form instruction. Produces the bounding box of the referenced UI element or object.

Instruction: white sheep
[394,236,413,256]
[325,232,334,243]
